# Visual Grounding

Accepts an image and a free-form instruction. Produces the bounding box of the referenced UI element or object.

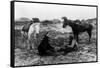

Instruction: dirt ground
[14,26,97,66]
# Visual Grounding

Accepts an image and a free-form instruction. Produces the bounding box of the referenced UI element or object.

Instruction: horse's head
[62,16,68,20]
[61,17,68,28]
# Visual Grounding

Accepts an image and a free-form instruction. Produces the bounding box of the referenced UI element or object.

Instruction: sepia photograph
[11,1,97,67]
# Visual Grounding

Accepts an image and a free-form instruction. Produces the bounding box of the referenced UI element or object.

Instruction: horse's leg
[27,33,34,50]
[27,39,31,50]
[23,32,27,39]
[21,31,26,43]
[27,38,36,52]
[71,39,78,51]
[29,32,39,53]
[21,31,24,38]
[87,30,92,42]
[28,36,38,52]
[77,34,79,42]
[74,33,79,43]
[25,32,28,39]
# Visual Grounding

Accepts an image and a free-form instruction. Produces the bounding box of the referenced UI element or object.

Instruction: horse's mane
[73,20,81,23]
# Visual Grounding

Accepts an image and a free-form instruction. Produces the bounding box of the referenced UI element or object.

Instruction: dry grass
[14,22,97,66]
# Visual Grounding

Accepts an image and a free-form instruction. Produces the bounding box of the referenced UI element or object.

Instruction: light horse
[62,17,93,43]
[21,18,41,51]
[27,22,41,51]
[25,18,41,50]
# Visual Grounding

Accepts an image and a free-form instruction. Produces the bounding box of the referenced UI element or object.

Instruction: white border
[0,0,99,68]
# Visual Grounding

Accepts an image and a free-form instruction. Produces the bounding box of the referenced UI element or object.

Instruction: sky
[14,2,97,21]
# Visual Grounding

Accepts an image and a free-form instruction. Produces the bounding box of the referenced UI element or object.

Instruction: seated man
[37,24,78,56]
[37,32,55,56]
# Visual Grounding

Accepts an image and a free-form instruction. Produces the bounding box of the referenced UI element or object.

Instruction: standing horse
[21,18,41,50]
[27,22,41,51]
[62,17,93,42]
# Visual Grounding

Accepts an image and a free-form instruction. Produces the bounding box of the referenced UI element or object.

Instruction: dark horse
[62,17,93,43]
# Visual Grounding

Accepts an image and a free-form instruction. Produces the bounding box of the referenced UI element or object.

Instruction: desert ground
[14,18,97,66]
